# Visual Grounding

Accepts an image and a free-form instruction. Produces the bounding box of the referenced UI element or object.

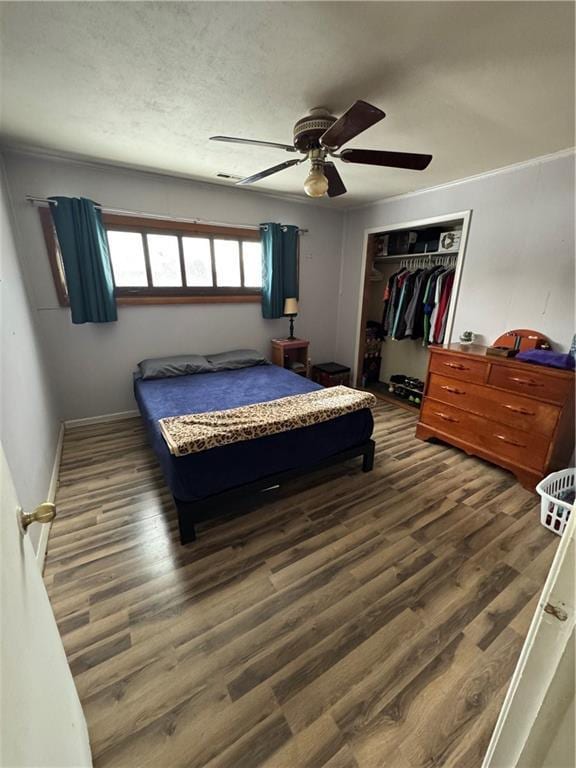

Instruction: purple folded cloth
[515,350,575,370]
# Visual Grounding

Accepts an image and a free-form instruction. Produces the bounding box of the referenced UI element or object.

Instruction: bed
[134,362,375,543]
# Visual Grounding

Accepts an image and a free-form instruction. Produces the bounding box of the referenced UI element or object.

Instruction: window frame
[40,209,263,306]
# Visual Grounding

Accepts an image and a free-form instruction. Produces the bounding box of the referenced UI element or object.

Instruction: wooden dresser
[416,344,575,489]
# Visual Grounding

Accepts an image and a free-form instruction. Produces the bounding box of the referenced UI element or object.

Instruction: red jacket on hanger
[433,270,455,343]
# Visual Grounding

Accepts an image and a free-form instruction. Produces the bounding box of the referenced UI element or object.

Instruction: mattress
[134,364,374,502]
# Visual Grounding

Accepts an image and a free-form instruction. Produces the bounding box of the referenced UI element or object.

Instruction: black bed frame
[173,438,375,544]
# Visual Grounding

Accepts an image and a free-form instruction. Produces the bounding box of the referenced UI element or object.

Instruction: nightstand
[271,338,310,377]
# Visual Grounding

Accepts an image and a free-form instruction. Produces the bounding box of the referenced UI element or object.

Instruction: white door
[482,508,575,767]
[0,443,92,767]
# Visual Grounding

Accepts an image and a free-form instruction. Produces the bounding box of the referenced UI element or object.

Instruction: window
[40,209,263,305]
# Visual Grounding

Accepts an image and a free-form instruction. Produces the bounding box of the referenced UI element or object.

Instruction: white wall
[336,152,575,370]
[2,151,343,419]
[0,160,60,549]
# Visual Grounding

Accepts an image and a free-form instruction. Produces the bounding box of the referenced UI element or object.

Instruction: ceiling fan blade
[324,162,347,197]
[320,100,385,150]
[340,148,432,170]
[236,158,303,186]
[210,135,297,153]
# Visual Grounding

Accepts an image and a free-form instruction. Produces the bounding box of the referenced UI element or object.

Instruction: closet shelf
[374,250,459,261]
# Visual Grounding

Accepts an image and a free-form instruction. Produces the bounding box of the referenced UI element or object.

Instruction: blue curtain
[260,223,299,319]
[49,197,117,324]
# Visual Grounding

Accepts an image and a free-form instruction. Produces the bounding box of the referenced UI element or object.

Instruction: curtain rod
[25,195,308,234]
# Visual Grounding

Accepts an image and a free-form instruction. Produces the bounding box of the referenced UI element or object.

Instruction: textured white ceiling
[1,1,574,206]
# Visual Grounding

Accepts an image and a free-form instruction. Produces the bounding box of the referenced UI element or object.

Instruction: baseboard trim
[64,410,139,429]
[36,421,64,572]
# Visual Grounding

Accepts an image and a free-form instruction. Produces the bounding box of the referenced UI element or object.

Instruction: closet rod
[398,254,457,269]
[25,196,308,234]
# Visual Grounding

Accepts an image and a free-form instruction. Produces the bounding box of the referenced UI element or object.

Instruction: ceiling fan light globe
[303,166,329,197]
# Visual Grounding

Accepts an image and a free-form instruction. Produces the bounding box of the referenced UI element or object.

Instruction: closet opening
[354,211,472,411]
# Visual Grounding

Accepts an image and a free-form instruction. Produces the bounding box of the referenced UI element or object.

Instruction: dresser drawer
[420,399,549,471]
[429,352,488,384]
[427,373,560,438]
[488,364,572,405]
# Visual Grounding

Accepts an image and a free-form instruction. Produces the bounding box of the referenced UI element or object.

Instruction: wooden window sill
[116,294,261,305]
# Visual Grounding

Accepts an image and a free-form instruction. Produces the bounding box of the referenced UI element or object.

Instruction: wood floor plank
[188,569,360,678]
[63,609,130,658]
[328,563,520,740]
[258,714,344,768]
[88,648,229,759]
[44,403,559,768]
[399,628,524,768]
[464,573,540,651]
[281,609,424,734]
[267,521,385,591]
[344,633,483,766]
[270,549,475,708]
[320,745,361,768]
[205,712,293,768]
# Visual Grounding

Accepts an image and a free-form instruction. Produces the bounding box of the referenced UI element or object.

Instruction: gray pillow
[138,354,214,380]
[206,349,268,371]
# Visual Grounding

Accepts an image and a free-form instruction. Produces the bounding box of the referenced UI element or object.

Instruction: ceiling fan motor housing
[293,109,336,152]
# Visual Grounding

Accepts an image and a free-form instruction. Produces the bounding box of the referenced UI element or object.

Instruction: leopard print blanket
[159,385,376,457]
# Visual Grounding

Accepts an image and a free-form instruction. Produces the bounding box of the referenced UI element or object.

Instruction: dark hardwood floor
[43,401,558,768]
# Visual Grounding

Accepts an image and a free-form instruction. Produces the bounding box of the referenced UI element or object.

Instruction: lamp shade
[283,297,298,316]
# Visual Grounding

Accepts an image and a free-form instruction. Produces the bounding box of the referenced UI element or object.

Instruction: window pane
[182,237,213,287]
[214,239,241,287]
[107,231,148,286]
[147,234,182,287]
[242,241,262,287]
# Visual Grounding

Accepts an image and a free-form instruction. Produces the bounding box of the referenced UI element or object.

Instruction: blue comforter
[134,364,373,501]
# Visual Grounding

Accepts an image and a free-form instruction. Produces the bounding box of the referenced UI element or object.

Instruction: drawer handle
[494,433,526,448]
[502,404,535,416]
[509,376,542,387]
[444,362,467,371]
[434,411,459,423]
[441,385,466,395]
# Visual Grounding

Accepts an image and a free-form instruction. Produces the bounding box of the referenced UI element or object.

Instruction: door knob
[19,502,56,533]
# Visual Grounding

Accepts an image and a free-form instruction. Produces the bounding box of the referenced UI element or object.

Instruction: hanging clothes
[422,268,444,346]
[433,269,455,344]
[380,270,397,337]
[392,270,421,340]
[381,268,408,337]
[409,266,441,340]
[428,271,446,344]
[403,270,425,338]
[379,261,456,345]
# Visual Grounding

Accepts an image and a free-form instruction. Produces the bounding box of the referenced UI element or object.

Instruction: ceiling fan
[210,100,432,199]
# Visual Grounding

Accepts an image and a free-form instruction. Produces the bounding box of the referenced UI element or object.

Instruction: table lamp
[283,298,298,339]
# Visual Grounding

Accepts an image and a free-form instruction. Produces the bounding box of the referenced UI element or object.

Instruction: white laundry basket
[536,468,575,536]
